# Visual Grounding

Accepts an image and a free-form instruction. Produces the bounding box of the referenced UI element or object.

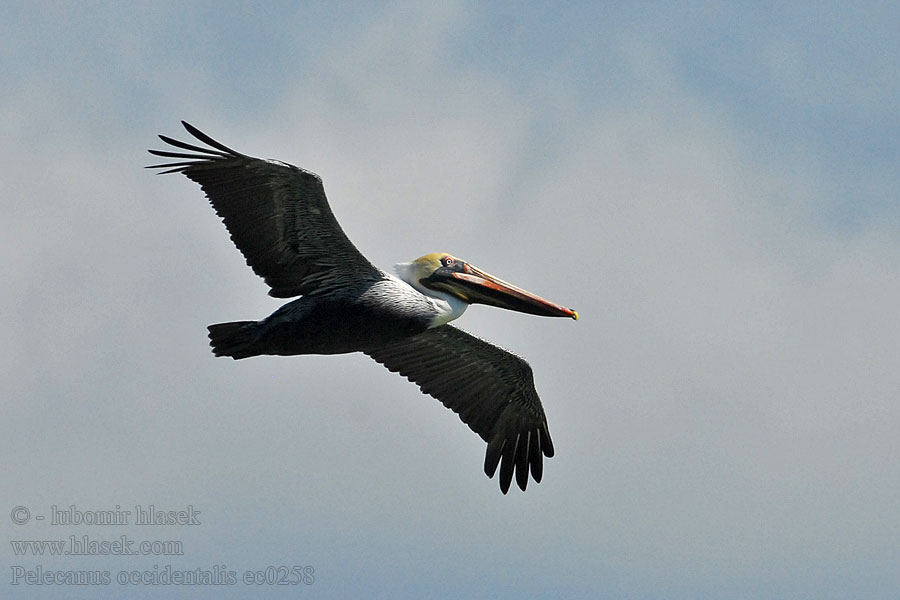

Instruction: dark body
[210,275,434,358]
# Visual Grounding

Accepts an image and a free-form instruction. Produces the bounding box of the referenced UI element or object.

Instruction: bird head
[396,253,578,320]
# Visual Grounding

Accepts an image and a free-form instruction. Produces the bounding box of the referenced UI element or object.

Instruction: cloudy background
[3,2,899,598]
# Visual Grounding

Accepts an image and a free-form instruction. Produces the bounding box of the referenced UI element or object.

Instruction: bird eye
[443,257,454,266]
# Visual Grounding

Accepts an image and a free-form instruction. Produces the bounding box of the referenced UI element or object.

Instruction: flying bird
[148,122,577,493]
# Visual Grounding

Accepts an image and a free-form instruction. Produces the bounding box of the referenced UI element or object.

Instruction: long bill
[448,265,578,320]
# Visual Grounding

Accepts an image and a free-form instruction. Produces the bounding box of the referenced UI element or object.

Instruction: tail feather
[207,321,260,359]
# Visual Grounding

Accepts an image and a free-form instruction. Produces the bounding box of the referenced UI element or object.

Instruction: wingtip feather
[181,120,243,156]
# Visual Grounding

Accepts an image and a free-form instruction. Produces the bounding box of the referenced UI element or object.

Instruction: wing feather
[365,325,555,494]
[147,121,379,297]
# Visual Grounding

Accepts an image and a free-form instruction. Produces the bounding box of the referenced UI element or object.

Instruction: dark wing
[147,121,379,297]
[365,325,555,494]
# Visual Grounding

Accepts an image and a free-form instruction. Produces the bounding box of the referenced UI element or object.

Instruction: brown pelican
[148,122,577,493]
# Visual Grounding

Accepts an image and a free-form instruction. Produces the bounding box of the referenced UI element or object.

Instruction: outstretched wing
[148,121,379,298]
[366,325,555,494]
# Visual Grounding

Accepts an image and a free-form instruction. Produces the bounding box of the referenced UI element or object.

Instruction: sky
[2,1,900,598]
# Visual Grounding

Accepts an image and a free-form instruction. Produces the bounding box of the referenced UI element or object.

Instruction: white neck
[394,262,468,327]
[424,289,468,327]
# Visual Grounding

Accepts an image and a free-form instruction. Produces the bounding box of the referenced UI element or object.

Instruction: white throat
[394,262,468,327]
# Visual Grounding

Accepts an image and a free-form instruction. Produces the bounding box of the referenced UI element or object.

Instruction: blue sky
[3,2,900,599]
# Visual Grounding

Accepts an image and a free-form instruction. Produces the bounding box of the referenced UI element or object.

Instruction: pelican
[148,122,577,493]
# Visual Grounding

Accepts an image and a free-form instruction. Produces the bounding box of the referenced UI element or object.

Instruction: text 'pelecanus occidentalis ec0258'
[148,122,577,494]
